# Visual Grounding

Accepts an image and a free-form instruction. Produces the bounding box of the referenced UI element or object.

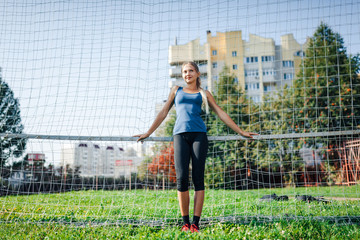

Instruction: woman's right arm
[133,86,179,142]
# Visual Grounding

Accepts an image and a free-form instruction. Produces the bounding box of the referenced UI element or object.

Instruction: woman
[134,61,257,232]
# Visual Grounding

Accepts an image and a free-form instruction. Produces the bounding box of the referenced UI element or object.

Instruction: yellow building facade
[168,30,309,102]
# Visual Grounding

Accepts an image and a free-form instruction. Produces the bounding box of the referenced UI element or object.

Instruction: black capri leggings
[173,132,208,192]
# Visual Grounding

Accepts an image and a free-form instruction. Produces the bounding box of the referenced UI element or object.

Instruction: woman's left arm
[206,91,258,138]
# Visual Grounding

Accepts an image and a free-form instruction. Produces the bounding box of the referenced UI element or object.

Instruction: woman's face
[182,64,200,85]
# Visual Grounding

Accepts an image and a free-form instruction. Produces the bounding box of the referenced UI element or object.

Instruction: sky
[0,0,359,164]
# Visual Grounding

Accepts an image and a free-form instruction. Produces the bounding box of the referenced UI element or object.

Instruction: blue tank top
[173,87,207,135]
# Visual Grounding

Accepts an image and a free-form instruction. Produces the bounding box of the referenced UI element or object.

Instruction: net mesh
[0,0,360,226]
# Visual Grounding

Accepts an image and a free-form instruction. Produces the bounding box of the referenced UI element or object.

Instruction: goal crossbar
[1,130,359,142]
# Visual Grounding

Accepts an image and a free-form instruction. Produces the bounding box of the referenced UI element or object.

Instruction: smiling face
[182,63,200,86]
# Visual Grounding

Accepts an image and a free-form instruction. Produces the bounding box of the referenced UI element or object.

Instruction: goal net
[0,0,360,226]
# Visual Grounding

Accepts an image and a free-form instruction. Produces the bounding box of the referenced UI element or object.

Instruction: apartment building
[169,30,309,102]
[61,142,121,177]
[61,141,148,178]
[169,38,211,89]
[74,142,115,177]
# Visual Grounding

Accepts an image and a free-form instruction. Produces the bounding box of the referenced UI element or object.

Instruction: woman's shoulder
[171,85,181,94]
[204,89,213,97]
[169,86,181,99]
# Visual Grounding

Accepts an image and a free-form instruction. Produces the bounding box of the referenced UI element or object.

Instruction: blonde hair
[181,61,209,114]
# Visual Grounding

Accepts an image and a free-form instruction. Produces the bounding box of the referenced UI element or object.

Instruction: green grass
[1,185,360,239]
[0,221,359,239]
[1,185,359,224]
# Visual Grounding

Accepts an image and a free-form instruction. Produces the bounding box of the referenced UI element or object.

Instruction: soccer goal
[0,0,360,226]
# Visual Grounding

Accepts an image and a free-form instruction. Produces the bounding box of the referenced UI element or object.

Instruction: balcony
[262,75,277,83]
[198,65,208,74]
[169,67,182,77]
[168,79,186,88]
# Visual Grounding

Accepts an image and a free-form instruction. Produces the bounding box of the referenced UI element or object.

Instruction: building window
[261,56,275,62]
[245,56,258,63]
[233,64,238,70]
[234,77,238,83]
[295,51,305,57]
[232,51,237,57]
[264,85,272,92]
[284,73,294,80]
[212,50,217,56]
[246,82,260,90]
[212,62,217,68]
[251,96,261,103]
[262,69,276,76]
[282,60,294,67]
[245,69,259,77]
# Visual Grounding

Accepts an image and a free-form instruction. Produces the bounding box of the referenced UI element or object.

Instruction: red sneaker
[181,223,190,232]
[190,224,199,233]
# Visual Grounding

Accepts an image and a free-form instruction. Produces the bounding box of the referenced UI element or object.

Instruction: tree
[258,89,304,186]
[293,22,360,134]
[205,66,259,189]
[148,143,176,184]
[292,23,360,151]
[291,23,360,184]
[0,78,27,167]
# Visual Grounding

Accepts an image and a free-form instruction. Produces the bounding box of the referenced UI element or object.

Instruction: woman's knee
[192,177,205,191]
[193,182,205,191]
[177,177,189,192]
